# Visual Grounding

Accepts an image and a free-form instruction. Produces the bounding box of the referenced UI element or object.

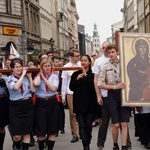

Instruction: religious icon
[119,33,150,106]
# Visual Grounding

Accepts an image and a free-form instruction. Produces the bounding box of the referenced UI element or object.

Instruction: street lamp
[49,38,55,54]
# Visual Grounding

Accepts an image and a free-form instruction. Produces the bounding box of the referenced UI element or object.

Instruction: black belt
[37,95,56,100]
[17,97,31,101]
[109,89,121,92]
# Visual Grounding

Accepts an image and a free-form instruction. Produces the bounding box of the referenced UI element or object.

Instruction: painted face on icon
[139,45,147,57]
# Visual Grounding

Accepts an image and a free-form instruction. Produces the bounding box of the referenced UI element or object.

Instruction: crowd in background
[0,41,150,150]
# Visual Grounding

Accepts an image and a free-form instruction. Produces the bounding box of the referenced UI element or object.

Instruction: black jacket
[69,69,97,115]
[0,78,9,96]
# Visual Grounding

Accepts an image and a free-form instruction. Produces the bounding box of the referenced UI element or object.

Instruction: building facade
[22,0,41,62]
[39,0,53,52]
[0,0,22,62]
[85,34,92,56]
[123,0,149,33]
[111,20,124,46]
[0,0,79,63]
[78,24,86,55]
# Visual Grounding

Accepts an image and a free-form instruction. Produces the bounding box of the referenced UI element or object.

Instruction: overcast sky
[76,0,124,43]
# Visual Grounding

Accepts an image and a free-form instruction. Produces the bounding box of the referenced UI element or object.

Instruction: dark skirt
[35,98,62,136]
[9,99,34,136]
[0,96,9,127]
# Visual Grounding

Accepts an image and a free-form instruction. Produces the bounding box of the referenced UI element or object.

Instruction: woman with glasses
[6,58,35,150]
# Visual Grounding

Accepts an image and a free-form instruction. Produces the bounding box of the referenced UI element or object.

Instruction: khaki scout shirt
[98,60,120,86]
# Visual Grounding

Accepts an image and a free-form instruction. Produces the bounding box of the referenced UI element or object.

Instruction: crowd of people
[0,41,149,150]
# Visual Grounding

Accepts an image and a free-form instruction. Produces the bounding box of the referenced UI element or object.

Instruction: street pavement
[4,109,146,150]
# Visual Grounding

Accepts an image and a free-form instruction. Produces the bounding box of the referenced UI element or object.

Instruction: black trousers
[58,102,65,130]
[97,97,110,147]
[138,113,150,145]
[76,113,93,145]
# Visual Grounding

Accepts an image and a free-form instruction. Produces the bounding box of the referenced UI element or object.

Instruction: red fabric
[142,67,150,100]
[32,94,36,105]
[142,87,150,99]
[145,67,150,80]
[56,94,61,102]
[13,73,24,95]
[43,73,52,93]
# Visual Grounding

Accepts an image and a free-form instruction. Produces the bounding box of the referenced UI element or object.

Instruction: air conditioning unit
[56,12,63,22]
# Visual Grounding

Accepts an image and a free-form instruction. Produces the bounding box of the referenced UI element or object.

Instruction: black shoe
[13,145,22,150]
[60,129,65,134]
[145,143,150,149]
[127,146,131,150]
[29,136,35,147]
[84,146,90,150]
[55,133,59,137]
[71,136,79,143]
[122,147,127,150]
[113,145,120,150]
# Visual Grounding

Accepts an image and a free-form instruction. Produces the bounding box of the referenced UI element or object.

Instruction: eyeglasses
[74,55,80,57]
[91,55,96,57]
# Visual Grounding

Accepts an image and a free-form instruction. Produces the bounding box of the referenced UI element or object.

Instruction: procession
[0,41,150,150]
[1,0,150,150]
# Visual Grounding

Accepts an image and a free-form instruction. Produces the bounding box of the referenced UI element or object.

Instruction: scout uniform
[6,74,34,136]
[35,73,61,137]
[98,59,130,124]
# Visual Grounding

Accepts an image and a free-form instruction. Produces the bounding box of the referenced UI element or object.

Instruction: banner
[10,43,20,58]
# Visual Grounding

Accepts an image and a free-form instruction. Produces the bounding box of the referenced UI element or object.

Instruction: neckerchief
[43,72,52,93]
[109,59,120,67]
[109,60,120,83]
[13,73,24,95]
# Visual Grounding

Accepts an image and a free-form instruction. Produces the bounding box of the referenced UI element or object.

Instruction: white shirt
[92,55,109,97]
[135,106,150,114]
[61,61,81,100]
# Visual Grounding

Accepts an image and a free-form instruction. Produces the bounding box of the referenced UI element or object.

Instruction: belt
[0,94,6,98]
[109,89,121,92]
[17,97,31,101]
[37,95,56,100]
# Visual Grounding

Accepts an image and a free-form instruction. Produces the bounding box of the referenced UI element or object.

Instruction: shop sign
[3,26,18,36]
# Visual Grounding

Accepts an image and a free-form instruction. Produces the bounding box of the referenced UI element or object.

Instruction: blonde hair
[90,57,94,67]
[40,58,53,72]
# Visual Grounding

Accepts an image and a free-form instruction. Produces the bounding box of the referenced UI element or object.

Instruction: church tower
[92,23,102,55]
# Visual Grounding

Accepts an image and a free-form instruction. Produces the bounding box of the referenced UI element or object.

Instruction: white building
[92,23,102,55]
